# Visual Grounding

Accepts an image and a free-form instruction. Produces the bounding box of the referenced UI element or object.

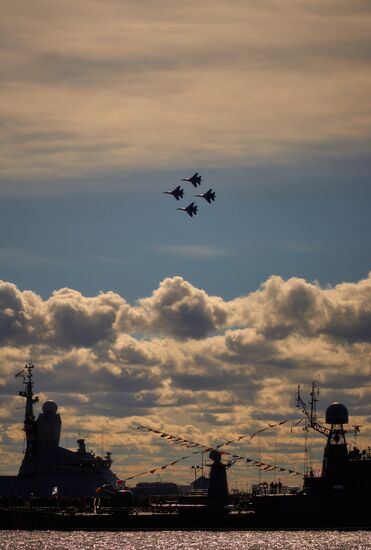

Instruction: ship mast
[296,382,329,437]
[16,363,39,466]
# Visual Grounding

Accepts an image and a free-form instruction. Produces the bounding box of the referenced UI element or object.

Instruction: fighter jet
[194,188,216,204]
[177,202,198,218]
[181,172,202,187]
[163,186,184,201]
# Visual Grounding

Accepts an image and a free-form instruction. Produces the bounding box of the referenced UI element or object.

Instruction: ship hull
[1,495,371,530]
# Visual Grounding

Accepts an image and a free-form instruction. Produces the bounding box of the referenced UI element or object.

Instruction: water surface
[0,530,370,549]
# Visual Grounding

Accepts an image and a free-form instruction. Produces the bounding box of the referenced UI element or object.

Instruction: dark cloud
[2,0,371,183]
[33,51,179,85]
[46,288,124,347]
[228,272,371,343]
[191,411,237,427]
[134,276,228,339]
[39,355,162,396]
[171,371,251,393]
[115,276,227,339]
[223,329,279,363]
[322,280,371,342]
[112,335,159,366]
[2,274,371,349]
[0,280,45,344]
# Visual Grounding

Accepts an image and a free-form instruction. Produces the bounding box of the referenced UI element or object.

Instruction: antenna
[309,381,320,426]
[257,426,262,485]
[273,432,277,483]
[296,382,328,437]
[303,420,313,476]
[352,425,362,449]
[16,362,39,469]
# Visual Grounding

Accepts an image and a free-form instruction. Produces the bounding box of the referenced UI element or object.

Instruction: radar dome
[42,400,58,415]
[325,402,348,425]
[209,449,222,462]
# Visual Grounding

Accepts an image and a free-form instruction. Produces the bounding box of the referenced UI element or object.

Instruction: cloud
[228,272,371,342]
[154,245,228,259]
[116,276,228,339]
[46,288,124,347]
[228,276,325,337]
[112,334,159,366]
[322,279,371,342]
[0,280,46,344]
[1,0,371,188]
[1,273,371,479]
[2,273,371,348]
[2,273,371,347]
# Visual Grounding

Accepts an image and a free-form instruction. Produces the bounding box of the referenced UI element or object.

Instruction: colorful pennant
[138,418,297,452]
[131,422,304,482]
[250,420,288,440]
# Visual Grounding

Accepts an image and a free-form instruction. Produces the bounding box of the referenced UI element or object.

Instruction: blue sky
[1,154,370,303]
[0,0,371,485]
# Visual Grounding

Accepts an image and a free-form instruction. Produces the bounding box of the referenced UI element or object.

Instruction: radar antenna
[296,382,329,437]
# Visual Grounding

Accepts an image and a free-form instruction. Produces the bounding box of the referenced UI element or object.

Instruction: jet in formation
[181,172,202,187]
[194,188,216,204]
[177,202,198,218]
[163,172,216,219]
[163,186,184,201]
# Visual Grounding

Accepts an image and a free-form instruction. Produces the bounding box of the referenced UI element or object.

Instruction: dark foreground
[1,494,371,531]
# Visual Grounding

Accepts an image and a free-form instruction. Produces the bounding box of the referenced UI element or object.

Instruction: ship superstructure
[1,377,371,528]
[296,382,371,495]
[0,363,117,497]
[251,384,371,527]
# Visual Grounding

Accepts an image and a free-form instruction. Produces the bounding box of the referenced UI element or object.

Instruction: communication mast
[297,382,351,485]
[296,382,329,436]
[15,363,39,467]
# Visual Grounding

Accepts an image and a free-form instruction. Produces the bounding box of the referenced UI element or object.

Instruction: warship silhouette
[252,383,371,528]
[1,368,371,529]
[0,363,117,498]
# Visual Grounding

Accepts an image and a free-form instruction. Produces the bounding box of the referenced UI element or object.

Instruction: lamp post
[191,465,201,482]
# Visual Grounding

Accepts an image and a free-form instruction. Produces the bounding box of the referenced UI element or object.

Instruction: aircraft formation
[163,172,216,218]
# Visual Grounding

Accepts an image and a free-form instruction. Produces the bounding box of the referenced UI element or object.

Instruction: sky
[0,0,371,487]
